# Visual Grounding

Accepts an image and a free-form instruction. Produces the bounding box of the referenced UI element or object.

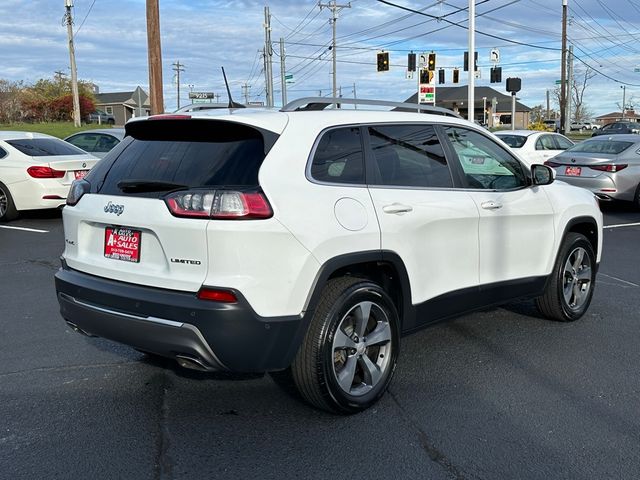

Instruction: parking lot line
[599,273,640,288]
[604,222,640,229]
[0,225,49,233]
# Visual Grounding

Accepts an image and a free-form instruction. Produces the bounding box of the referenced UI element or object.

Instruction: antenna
[221,67,246,109]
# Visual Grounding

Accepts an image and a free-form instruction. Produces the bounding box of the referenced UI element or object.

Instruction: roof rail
[280,97,462,118]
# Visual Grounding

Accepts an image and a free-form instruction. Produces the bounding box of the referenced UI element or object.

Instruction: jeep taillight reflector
[197,287,237,303]
[27,166,65,178]
[164,190,273,219]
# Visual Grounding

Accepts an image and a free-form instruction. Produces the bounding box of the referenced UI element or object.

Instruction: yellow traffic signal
[377,51,389,72]
[428,53,436,71]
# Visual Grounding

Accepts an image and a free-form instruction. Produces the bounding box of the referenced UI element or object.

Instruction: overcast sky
[2,0,639,116]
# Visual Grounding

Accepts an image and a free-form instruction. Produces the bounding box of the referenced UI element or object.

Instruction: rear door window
[367,124,452,188]
[98,120,275,196]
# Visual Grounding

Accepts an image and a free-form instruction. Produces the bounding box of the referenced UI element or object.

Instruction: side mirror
[532,164,555,186]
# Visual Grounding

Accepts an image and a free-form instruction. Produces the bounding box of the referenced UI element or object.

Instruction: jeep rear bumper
[55,266,306,373]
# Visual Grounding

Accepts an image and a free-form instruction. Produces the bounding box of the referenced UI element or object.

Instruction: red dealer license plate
[565,166,582,176]
[104,227,141,263]
[74,170,89,180]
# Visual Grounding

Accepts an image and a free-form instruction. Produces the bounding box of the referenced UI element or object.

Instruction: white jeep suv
[55,98,603,414]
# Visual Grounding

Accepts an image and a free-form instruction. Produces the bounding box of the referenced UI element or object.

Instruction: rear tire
[633,183,640,211]
[289,277,400,414]
[0,183,18,222]
[536,233,596,321]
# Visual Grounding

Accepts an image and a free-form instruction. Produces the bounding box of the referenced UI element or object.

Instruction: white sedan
[0,131,98,221]
[494,130,574,167]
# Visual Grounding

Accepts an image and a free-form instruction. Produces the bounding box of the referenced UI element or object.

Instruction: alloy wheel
[331,300,393,396]
[562,246,592,311]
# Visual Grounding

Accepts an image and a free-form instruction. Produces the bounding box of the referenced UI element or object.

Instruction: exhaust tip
[65,321,95,337]
[175,354,209,371]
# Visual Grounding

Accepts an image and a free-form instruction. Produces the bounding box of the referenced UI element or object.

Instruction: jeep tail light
[27,166,65,178]
[588,164,628,173]
[197,287,237,303]
[164,190,273,219]
[67,179,91,206]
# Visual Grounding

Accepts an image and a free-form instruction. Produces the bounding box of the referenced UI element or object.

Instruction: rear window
[567,140,633,155]
[98,120,276,195]
[6,138,86,156]
[496,134,527,148]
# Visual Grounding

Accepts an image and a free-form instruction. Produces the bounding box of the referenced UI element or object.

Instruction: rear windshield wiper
[117,180,189,193]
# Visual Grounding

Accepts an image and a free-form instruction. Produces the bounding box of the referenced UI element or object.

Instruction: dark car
[592,121,640,137]
[86,109,115,125]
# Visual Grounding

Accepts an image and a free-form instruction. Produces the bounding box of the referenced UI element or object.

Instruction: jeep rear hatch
[61,118,280,292]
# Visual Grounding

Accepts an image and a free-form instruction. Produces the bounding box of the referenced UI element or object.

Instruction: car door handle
[382,203,413,214]
[481,201,502,210]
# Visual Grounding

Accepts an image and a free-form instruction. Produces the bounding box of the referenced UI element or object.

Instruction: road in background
[1,205,639,479]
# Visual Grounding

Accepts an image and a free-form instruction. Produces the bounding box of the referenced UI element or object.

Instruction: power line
[74,0,97,37]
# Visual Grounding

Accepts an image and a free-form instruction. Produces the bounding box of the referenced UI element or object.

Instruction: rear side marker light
[197,288,237,303]
[588,164,628,173]
[165,190,273,219]
[27,166,65,178]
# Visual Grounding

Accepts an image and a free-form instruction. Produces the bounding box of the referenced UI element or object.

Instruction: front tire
[633,183,640,211]
[0,183,18,222]
[536,233,596,321]
[290,277,400,414]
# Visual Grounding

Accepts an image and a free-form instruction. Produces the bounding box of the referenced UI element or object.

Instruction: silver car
[546,134,640,208]
[64,128,125,159]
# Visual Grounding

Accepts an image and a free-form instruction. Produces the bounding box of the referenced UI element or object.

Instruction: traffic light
[490,67,502,83]
[419,68,429,84]
[464,51,478,71]
[408,52,416,72]
[377,51,389,72]
[453,68,460,84]
[438,69,445,84]
[428,53,436,71]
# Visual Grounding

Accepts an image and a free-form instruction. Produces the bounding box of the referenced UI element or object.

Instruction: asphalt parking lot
[1,205,639,480]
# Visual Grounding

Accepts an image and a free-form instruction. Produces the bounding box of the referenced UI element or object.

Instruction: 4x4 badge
[104,201,124,216]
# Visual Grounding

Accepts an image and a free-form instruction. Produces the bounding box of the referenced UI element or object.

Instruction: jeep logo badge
[104,201,124,216]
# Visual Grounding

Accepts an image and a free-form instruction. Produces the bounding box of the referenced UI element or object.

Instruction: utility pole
[621,86,626,119]
[468,0,476,122]
[146,0,164,114]
[560,0,568,134]
[64,0,81,127]
[319,1,351,101]
[353,82,357,109]
[280,38,287,106]
[565,44,573,130]
[546,89,550,119]
[263,7,274,107]
[172,61,185,109]
[242,83,251,105]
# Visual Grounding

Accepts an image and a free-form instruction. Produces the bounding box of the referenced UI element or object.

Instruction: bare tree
[551,67,596,122]
[571,66,596,122]
[0,79,25,123]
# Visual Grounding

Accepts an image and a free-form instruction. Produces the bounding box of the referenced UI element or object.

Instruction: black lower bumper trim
[54,267,306,372]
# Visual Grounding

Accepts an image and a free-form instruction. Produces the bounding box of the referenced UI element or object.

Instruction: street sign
[418,52,429,68]
[490,48,500,63]
[418,67,436,105]
[188,92,214,100]
[555,80,562,85]
[285,74,294,83]
[474,69,482,80]
[635,67,640,72]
